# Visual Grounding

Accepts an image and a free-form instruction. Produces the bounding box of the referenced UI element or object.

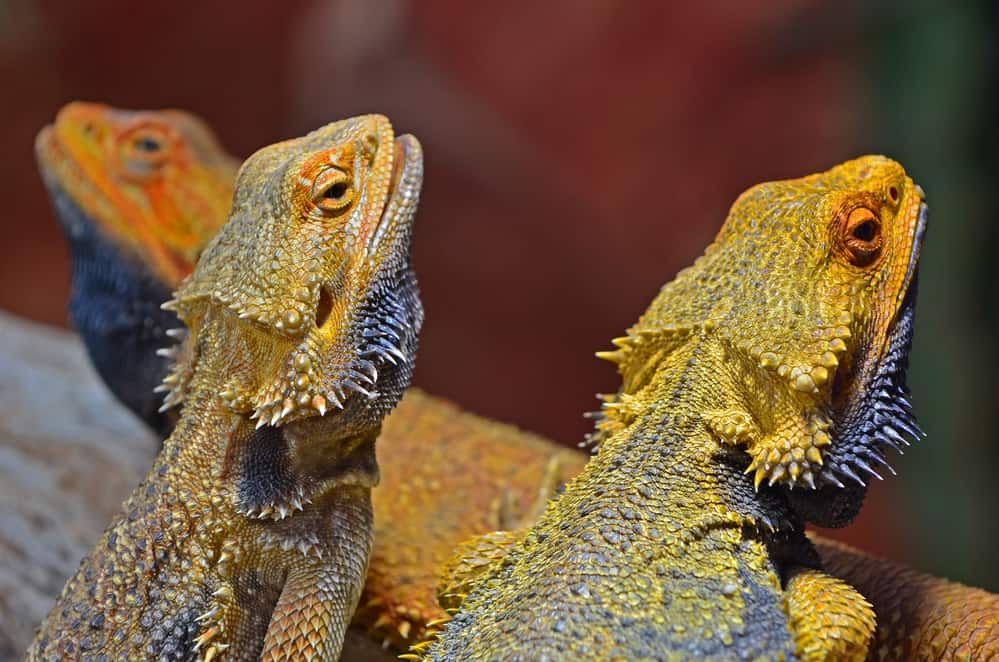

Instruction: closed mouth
[897,202,928,313]
[367,135,420,258]
[35,125,66,190]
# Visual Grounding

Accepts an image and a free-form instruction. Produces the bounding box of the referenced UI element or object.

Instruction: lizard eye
[134,136,162,153]
[119,126,173,176]
[311,168,355,215]
[841,207,882,266]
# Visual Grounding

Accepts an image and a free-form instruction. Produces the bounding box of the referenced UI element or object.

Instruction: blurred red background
[2,0,996,588]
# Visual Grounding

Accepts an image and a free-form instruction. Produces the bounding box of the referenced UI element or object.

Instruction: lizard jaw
[816,200,927,492]
[785,273,922,526]
[747,195,926,499]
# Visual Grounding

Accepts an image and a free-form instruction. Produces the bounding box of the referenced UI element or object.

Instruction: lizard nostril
[315,286,333,329]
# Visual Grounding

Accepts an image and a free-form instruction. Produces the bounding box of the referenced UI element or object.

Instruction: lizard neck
[154,313,380,523]
[54,188,178,434]
[453,334,802,659]
[590,334,796,533]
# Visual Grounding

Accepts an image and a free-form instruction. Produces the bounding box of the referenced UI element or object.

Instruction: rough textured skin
[27,114,425,661]
[37,117,999,660]
[425,156,927,660]
[814,536,999,661]
[784,568,875,661]
[35,102,238,435]
[6,320,998,661]
[427,530,880,662]
[359,391,585,648]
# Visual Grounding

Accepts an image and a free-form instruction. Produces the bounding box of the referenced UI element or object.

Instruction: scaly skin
[357,390,586,648]
[376,396,998,662]
[27,114,425,661]
[424,156,927,660]
[814,536,999,660]
[37,116,999,660]
[35,102,237,435]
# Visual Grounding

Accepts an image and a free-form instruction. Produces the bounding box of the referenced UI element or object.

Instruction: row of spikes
[255,290,416,425]
[397,599,466,659]
[153,327,190,413]
[581,389,920,493]
[192,539,241,661]
[357,290,412,367]
[579,393,616,454]
[823,291,923,488]
[236,485,312,521]
[249,289,414,427]
[257,528,326,559]
[821,382,921,489]
[594,323,698,368]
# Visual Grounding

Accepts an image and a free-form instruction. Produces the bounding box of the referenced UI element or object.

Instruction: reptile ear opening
[315,286,333,329]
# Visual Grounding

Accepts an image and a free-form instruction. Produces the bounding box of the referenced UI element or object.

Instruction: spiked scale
[817,276,923,489]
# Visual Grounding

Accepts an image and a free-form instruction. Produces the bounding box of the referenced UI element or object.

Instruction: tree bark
[0,311,157,659]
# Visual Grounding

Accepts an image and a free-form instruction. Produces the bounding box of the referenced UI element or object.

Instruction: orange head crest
[36,101,239,287]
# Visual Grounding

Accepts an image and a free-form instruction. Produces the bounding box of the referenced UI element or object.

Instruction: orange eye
[887,185,899,204]
[118,126,173,178]
[842,207,882,266]
[311,168,355,215]
[124,129,170,161]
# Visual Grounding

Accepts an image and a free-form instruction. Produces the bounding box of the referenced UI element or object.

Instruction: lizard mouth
[333,134,424,417]
[36,125,84,232]
[314,136,413,333]
[367,135,420,257]
[35,125,94,239]
[35,125,59,180]
[821,201,928,488]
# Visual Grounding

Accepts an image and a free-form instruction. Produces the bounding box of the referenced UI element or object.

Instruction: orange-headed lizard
[35,102,237,436]
[28,114,425,661]
[35,108,999,660]
[423,156,928,660]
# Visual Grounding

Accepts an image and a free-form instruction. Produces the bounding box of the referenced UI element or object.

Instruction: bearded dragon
[35,102,237,436]
[423,156,927,660]
[35,111,999,660]
[27,114,425,661]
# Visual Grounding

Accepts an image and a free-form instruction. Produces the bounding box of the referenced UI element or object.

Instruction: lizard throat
[821,275,921,491]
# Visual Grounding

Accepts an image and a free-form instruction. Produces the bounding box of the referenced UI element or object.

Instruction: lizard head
[600,156,926,516]
[35,101,238,288]
[168,114,424,434]
[722,155,926,496]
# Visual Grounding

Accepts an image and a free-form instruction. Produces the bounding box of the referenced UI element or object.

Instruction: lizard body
[28,114,424,661]
[424,156,926,660]
[35,110,999,659]
[35,102,237,435]
[357,389,586,648]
